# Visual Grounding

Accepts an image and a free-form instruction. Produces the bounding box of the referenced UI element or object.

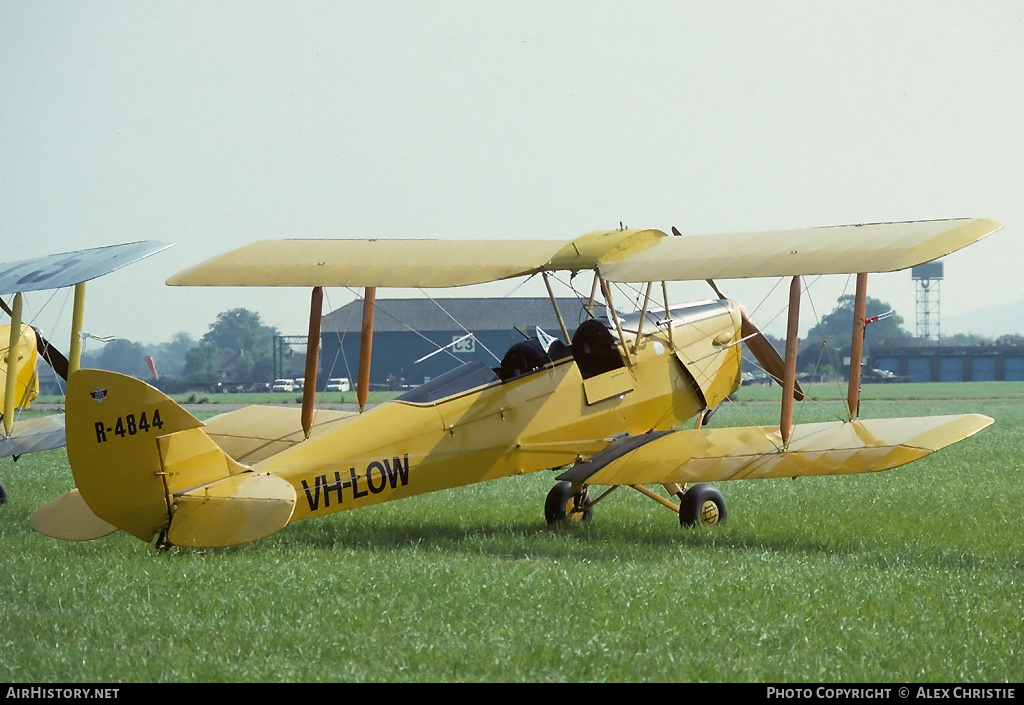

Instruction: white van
[272,378,295,392]
[326,377,351,392]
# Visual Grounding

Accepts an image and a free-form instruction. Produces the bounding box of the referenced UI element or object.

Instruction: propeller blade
[35,332,70,381]
[701,279,804,402]
[740,311,804,402]
[705,278,726,299]
[0,297,69,381]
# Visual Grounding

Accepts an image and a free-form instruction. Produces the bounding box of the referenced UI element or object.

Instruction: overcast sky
[2,1,1021,354]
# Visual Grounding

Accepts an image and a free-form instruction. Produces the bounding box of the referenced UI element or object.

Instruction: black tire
[0,480,7,506]
[544,481,593,525]
[679,483,726,527]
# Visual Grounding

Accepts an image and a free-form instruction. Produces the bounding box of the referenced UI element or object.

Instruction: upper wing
[168,238,568,287]
[166,229,665,288]
[165,219,999,288]
[600,218,1002,283]
[0,241,171,295]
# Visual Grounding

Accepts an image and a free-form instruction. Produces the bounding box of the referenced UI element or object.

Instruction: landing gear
[0,480,7,506]
[678,483,727,527]
[544,481,593,524]
[155,528,173,552]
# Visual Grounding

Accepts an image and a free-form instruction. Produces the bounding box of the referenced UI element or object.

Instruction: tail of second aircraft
[1,324,40,417]
[60,369,296,547]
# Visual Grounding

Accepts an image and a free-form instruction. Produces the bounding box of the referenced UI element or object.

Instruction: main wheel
[679,483,726,527]
[0,480,7,506]
[544,481,593,524]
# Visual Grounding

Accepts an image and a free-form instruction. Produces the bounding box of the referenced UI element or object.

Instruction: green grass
[1,387,1021,682]
[734,379,1024,402]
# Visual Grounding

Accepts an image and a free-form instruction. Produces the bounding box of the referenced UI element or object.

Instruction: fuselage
[262,299,744,522]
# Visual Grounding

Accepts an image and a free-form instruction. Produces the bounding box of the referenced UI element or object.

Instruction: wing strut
[586,273,599,318]
[780,276,801,447]
[847,273,868,419]
[598,276,632,369]
[541,271,571,343]
[3,293,23,435]
[357,287,376,412]
[68,283,86,376]
[632,282,654,355]
[300,286,323,439]
[661,281,675,349]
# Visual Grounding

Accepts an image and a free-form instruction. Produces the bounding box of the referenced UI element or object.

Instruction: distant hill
[944,299,1024,338]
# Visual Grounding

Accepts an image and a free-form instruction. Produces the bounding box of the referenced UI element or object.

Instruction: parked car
[326,377,351,392]
[272,378,295,392]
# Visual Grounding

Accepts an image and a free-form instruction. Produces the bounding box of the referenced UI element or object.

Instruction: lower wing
[0,413,66,458]
[559,415,993,486]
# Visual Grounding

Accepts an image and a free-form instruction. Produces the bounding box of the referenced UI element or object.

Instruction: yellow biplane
[0,241,170,506]
[33,218,1002,548]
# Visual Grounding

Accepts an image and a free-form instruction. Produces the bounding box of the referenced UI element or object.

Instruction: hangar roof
[322,297,604,334]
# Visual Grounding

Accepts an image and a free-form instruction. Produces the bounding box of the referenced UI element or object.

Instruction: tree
[182,341,219,384]
[145,331,195,378]
[202,309,278,352]
[197,308,279,383]
[798,295,911,376]
[94,339,148,378]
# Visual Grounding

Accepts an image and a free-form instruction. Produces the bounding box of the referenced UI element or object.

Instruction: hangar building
[319,297,605,389]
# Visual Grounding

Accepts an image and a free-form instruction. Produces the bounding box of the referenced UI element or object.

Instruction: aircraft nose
[723,299,745,335]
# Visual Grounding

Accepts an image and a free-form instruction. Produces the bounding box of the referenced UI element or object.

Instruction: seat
[571,319,624,379]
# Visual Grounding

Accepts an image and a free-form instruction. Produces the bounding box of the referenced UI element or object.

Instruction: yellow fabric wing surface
[166,219,1000,288]
[599,218,1002,282]
[168,239,569,288]
[576,414,992,486]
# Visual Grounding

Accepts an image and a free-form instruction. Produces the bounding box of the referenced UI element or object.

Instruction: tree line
[76,308,282,393]
[60,297,1020,393]
[745,294,1020,381]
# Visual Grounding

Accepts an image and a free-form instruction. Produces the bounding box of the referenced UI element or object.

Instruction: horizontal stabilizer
[0,414,66,458]
[0,241,171,295]
[559,414,993,486]
[31,488,118,541]
[166,472,297,548]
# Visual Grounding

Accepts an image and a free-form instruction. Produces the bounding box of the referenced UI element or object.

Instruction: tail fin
[1,324,40,413]
[66,369,204,542]
[66,369,295,547]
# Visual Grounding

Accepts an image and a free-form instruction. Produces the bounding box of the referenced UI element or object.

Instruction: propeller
[677,244,803,402]
[736,303,804,401]
[0,297,69,381]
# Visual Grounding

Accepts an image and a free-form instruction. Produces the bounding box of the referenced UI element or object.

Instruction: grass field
[1,382,1021,682]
